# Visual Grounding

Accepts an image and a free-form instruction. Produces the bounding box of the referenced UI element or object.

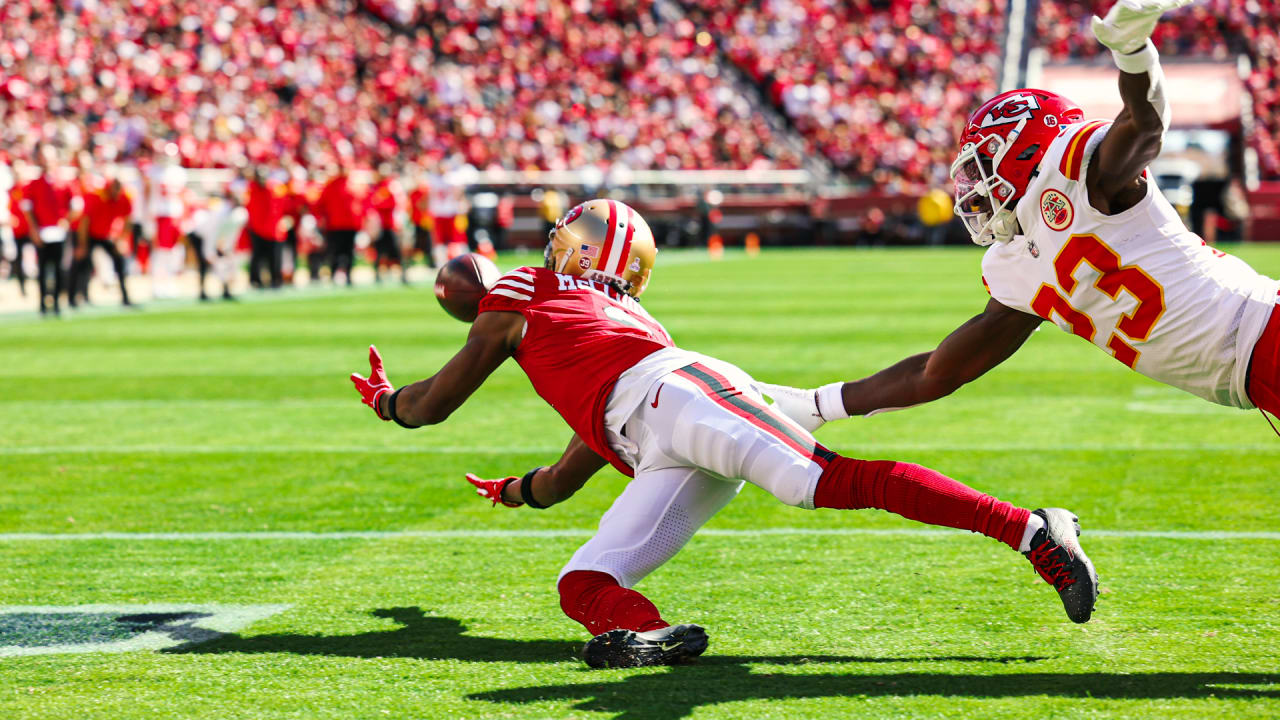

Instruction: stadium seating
[680,0,1004,193]
[3,0,1274,182]
[1037,0,1280,178]
[0,0,799,172]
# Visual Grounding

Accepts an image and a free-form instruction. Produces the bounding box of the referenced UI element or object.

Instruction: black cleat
[582,624,708,669]
[1024,508,1099,623]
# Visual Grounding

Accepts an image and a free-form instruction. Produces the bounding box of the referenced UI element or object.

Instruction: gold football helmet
[544,200,656,297]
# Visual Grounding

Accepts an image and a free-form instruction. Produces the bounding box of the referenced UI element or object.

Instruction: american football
[434,253,501,322]
[5,0,1280,717]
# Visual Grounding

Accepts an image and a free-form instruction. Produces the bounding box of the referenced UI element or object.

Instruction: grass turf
[2,246,1279,719]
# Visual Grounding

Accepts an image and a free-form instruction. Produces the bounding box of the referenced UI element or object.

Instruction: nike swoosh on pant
[650,383,664,408]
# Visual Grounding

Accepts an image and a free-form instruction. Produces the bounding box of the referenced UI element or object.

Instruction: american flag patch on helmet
[580,244,599,258]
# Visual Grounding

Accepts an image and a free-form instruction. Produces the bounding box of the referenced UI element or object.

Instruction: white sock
[1018,512,1045,553]
[815,382,849,421]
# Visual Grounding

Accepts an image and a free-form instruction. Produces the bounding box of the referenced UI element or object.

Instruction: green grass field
[3,246,1279,719]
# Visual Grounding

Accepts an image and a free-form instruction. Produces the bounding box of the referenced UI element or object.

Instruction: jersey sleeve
[478,266,540,314]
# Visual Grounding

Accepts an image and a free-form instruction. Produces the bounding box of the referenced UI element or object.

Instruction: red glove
[350,345,393,421]
[465,473,522,508]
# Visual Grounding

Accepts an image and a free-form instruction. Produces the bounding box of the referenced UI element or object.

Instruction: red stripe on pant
[559,570,667,635]
[1247,296,1280,417]
[674,364,830,468]
[813,457,1030,550]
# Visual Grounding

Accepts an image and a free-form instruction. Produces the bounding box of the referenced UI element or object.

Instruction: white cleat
[757,382,826,433]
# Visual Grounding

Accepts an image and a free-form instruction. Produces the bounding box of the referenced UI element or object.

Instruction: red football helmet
[951,89,1084,245]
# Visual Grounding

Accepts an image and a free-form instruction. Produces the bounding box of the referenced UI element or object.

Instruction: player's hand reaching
[465,473,523,508]
[351,344,393,421]
[1092,0,1195,54]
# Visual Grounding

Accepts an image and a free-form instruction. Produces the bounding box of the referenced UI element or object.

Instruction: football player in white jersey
[762,0,1280,432]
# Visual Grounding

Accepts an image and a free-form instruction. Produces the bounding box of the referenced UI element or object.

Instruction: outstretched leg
[632,358,1098,622]
[558,467,741,667]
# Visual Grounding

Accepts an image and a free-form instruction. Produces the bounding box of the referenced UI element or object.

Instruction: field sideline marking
[2,528,1278,541]
[3,443,1280,455]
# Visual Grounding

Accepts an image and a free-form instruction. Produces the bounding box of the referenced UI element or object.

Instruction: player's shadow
[164,606,1042,666]
[167,607,581,663]
[469,664,1280,720]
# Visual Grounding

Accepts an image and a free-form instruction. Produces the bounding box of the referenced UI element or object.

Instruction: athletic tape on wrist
[815,382,850,421]
[1112,39,1157,74]
[1113,40,1170,132]
[520,467,549,509]
[386,387,419,429]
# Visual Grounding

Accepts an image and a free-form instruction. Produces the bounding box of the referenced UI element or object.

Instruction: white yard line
[1,528,1277,541]
[3,443,1279,455]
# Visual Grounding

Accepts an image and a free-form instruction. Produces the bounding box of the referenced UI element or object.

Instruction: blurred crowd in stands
[1036,0,1280,179]
[2,0,1275,186]
[1,0,1276,314]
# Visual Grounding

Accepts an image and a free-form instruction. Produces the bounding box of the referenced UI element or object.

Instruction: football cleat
[581,623,709,669]
[1024,508,1099,623]
[757,382,825,433]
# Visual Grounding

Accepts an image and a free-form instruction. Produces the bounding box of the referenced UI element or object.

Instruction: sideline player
[350,200,1100,668]
[761,0,1280,433]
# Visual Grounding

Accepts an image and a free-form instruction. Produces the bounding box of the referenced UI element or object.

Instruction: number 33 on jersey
[981,121,1280,409]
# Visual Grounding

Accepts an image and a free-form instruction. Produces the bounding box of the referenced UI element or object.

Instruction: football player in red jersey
[351,200,1100,668]
[761,0,1280,433]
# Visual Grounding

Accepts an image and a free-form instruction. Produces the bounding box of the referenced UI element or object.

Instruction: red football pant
[813,456,1030,550]
[558,570,667,635]
[1248,298,1280,417]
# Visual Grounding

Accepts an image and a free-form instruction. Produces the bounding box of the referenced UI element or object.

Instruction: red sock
[813,456,1029,550]
[558,570,668,635]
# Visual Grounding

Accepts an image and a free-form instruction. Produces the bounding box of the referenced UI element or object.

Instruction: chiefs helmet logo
[1040,189,1074,231]
[978,93,1042,128]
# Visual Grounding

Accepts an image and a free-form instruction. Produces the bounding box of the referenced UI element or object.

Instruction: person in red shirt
[21,147,75,316]
[317,163,362,286]
[406,165,435,270]
[245,167,287,289]
[366,163,406,284]
[7,159,32,296]
[73,177,134,306]
[349,200,1099,669]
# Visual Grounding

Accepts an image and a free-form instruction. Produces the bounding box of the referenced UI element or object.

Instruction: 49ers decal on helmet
[557,204,584,228]
[978,93,1041,129]
[1040,189,1074,231]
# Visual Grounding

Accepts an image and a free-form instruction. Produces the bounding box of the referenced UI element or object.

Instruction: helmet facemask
[950,118,1027,246]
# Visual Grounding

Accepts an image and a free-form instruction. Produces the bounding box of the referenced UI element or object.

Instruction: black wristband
[386,388,419,429]
[520,466,549,509]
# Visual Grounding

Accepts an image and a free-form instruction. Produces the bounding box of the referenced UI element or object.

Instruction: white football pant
[560,357,828,588]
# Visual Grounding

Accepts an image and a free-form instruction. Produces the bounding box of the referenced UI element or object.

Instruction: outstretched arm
[836,299,1042,416]
[1088,0,1191,213]
[350,309,524,427]
[466,434,609,509]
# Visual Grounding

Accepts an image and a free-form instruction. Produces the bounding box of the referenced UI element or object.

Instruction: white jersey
[148,164,186,219]
[983,121,1279,409]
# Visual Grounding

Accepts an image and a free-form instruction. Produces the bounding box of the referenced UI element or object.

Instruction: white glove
[1091,0,1195,54]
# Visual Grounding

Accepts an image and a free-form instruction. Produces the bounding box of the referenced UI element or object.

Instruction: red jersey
[477,266,674,477]
[22,174,73,228]
[317,175,363,231]
[367,179,398,229]
[9,184,29,237]
[83,189,133,239]
[408,186,430,228]
[246,180,285,241]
